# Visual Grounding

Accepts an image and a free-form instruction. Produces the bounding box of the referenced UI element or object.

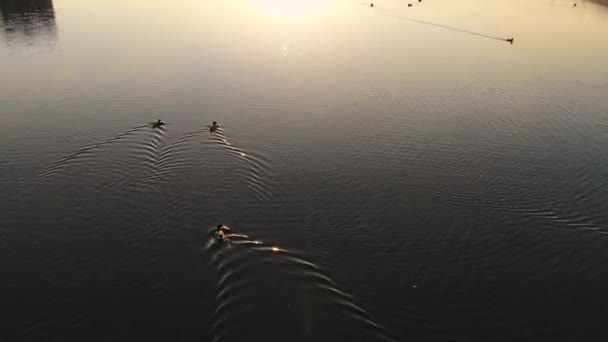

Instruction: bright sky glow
[248,0,333,19]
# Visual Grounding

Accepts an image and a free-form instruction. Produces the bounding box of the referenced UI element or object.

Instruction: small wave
[125,126,169,191]
[372,5,513,43]
[210,128,278,206]
[30,124,150,189]
[206,227,395,342]
[516,206,607,235]
[134,125,225,189]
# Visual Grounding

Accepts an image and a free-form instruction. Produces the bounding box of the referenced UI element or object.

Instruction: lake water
[2,0,608,340]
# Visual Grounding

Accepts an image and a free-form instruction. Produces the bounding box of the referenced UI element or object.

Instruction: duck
[215,224,232,241]
[408,3,413,7]
[152,119,165,128]
[210,121,220,132]
[216,230,226,241]
[506,38,514,44]
[370,2,374,7]
[216,224,231,233]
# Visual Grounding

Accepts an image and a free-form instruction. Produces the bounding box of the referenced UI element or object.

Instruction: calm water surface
[2,0,608,341]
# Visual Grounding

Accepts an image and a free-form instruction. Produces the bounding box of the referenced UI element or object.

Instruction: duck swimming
[152,119,165,128]
[216,230,226,242]
[216,224,231,233]
[215,224,231,241]
[210,121,220,132]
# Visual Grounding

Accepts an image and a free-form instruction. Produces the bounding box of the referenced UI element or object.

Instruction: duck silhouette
[152,119,165,128]
[210,121,220,132]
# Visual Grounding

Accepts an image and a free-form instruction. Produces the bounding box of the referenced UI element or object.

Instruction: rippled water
[2,0,608,341]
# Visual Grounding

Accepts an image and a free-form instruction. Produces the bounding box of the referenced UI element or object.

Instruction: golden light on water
[248,0,333,19]
[271,246,281,253]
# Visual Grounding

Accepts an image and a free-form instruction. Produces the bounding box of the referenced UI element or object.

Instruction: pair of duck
[152,120,221,131]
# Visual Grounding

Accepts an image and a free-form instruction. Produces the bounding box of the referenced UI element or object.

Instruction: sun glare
[248,0,332,19]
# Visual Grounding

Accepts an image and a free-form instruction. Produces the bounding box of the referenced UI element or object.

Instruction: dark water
[2,0,608,341]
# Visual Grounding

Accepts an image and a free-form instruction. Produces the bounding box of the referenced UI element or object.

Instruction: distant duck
[152,119,165,128]
[408,3,413,7]
[210,121,220,132]
[574,3,577,6]
[506,38,514,44]
[370,2,374,7]
[418,0,422,2]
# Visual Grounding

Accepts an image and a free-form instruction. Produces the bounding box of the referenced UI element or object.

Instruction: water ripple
[206,226,395,342]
